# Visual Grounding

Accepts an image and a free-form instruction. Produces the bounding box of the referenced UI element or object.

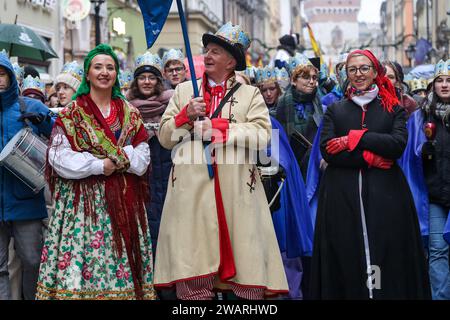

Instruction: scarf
[425,92,450,121]
[435,102,450,120]
[128,90,174,139]
[347,84,379,109]
[346,50,399,112]
[292,87,317,104]
[46,94,149,299]
[278,85,323,137]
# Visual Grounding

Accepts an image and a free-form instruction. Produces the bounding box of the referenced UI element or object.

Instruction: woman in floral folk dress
[36,44,155,300]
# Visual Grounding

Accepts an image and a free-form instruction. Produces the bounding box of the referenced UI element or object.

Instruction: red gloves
[363,151,393,169]
[326,136,349,154]
[326,129,368,155]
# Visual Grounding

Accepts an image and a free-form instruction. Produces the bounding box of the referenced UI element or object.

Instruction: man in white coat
[154,22,289,300]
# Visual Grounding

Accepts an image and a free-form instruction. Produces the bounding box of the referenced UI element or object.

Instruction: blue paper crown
[434,59,450,79]
[60,61,84,82]
[162,49,185,67]
[243,66,256,79]
[119,69,133,89]
[337,52,349,65]
[255,67,289,85]
[22,75,45,94]
[135,51,163,73]
[215,22,251,50]
[338,65,347,82]
[319,62,329,81]
[12,63,24,83]
[286,53,313,74]
[0,49,8,59]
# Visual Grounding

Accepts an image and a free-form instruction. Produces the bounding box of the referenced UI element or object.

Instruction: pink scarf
[128,90,174,138]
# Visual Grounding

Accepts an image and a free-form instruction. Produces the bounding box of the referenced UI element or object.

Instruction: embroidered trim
[247,168,257,193]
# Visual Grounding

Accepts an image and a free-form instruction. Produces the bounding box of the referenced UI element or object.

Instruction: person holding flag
[154,22,289,300]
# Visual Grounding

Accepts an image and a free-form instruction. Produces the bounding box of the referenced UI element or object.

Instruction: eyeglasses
[165,66,185,74]
[137,75,158,82]
[298,75,318,82]
[347,65,373,75]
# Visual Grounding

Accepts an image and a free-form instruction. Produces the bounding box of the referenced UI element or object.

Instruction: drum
[0,127,47,193]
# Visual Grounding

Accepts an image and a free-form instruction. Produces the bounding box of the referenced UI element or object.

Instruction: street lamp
[405,43,416,67]
[90,0,105,46]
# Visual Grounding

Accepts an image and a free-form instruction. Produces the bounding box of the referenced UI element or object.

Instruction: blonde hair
[235,72,251,85]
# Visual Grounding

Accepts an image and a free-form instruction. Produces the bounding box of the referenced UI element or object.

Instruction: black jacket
[422,111,450,208]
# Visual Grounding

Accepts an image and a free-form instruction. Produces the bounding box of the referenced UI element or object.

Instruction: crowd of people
[0,20,448,300]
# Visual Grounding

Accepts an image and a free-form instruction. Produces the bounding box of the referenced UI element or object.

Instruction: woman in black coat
[310,49,431,299]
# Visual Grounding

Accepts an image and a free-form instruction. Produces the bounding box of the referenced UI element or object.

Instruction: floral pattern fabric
[36,180,156,300]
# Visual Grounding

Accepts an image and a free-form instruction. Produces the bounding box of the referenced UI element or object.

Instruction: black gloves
[18,112,46,125]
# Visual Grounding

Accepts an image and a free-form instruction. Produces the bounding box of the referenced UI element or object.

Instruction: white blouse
[48,134,150,179]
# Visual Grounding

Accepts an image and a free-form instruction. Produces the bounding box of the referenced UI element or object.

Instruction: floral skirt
[36,180,156,300]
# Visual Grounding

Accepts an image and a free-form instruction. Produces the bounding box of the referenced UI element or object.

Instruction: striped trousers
[176,275,265,300]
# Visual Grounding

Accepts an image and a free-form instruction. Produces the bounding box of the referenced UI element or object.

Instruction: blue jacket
[0,54,54,221]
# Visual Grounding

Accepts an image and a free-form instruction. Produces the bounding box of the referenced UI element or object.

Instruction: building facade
[302,0,361,64]
[224,0,271,65]
[380,0,415,66]
[266,0,282,51]
[415,0,450,62]
[381,0,450,66]
[62,1,108,68]
[107,0,147,70]
[0,0,61,82]
[150,0,223,57]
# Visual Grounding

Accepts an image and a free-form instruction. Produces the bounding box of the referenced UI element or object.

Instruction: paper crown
[255,67,289,85]
[0,49,8,59]
[338,64,348,82]
[60,61,84,82]
[286,53,314,74]
[162,49,185,68]
[202,22,251,71]
[135,51,163,73]
[408,78,428,92]
[22,75,45,94]
[55,61,83,91]
[213,22,251,51]
[434,59,450,80]
[319,61,329,80]
[119,69,133,89]
[243,66,257,79]
[12,63,24,83]
[337,52,349,65]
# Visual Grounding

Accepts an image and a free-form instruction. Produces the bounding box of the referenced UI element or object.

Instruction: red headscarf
[346,49,399,112]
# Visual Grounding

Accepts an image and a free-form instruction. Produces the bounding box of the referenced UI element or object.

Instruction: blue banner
[137,0,173,48]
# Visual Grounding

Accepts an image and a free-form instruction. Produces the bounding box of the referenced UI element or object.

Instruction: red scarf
[201,73,235,117]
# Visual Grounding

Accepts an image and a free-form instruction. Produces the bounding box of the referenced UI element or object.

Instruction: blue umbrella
[407,64,435,79]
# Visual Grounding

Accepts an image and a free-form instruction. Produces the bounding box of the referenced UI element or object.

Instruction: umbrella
[184,55,204,79]
[0,23,58,61]
[407,64,435,80]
